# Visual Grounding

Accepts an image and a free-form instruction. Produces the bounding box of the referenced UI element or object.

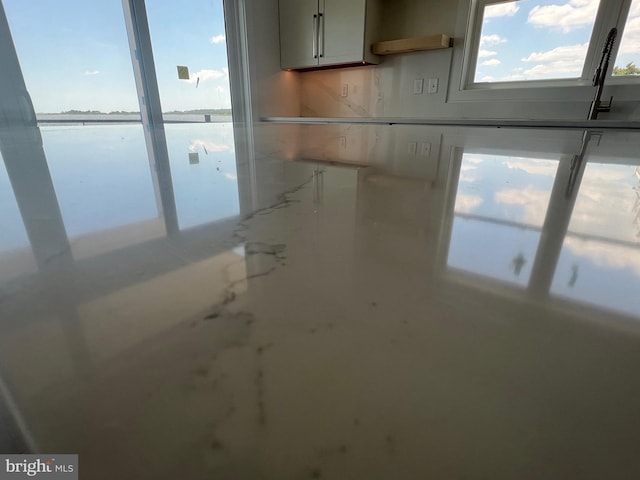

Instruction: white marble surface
[1,121,640,479]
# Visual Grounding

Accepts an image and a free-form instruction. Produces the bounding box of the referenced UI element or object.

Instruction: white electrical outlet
[428,78,439,94]
[413,79,424,95]
[408,142,417,155]
[341,84,348,97]
[421,142,431,156]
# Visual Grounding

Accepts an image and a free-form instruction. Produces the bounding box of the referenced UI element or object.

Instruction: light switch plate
[413,79,424,95]
[428,78,439,94]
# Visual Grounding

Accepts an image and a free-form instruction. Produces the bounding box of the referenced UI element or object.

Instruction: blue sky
[3,0,231,112]
[475,0,640,82]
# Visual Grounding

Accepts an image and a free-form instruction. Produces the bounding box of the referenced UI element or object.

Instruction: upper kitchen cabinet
[279,0,380,70]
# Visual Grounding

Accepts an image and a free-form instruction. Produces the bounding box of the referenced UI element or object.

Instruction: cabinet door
[319,0,367,66]
[279,0,319,69]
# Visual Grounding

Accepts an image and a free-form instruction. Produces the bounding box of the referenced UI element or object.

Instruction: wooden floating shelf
[371,34,451,56]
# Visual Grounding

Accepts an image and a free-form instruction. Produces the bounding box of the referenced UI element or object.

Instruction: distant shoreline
[36,113,233,124]
[38,109,232,116]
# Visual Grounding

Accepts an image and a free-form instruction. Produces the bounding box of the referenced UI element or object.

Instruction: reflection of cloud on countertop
[494,186,550,225]
[459,155,486,183]
[569,164,638,240]
[189,139,234,153]
[460,163,480,183]
[454,194,483,214]
[460,172,480,183]
[462,154,486,165]
[564,237,640,277]
[504,158,558,176]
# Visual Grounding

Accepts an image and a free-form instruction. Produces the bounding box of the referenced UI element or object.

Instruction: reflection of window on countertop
[552,161,640,319]
[447,152,560,287]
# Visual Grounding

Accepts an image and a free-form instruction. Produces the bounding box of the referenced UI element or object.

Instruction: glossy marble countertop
[262,115,640,129]
[1,121,640,479]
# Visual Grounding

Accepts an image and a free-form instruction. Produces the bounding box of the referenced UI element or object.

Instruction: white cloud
[210,34,226,44]
[481,58,502,66]
[84,70,100,75]
[504,158,559,176]
[528,0,599,33]
[224,173,237,181]
[521,43,588,78]
[479,49,498,58]
[480,75,495,82]
[563,237,640,277]
[484,2,520,18]
[480,34,507,46]
[455,194,484,213]
[567,164,639,239]
[463,155,486,165]
[460,165,481,182]
[494,186,551,225]
[522,43,588,62]
[186,68,229,84]
[460,157,484,181]
[619,15,640,55]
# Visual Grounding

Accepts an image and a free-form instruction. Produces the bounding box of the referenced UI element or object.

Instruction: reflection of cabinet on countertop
[278,0,381,71]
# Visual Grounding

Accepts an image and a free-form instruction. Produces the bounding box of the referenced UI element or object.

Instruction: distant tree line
[613,62,640,76]
[58,108,232,115]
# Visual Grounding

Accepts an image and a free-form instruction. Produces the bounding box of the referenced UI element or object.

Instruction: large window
[464,0,639,87]
[473,0,599,83]
[3,0,139,115]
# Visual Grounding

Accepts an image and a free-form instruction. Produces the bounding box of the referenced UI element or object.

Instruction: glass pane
[447,152,559,286]
[474,0,599,83]
[3,0,139,117]
[551,161,640,317]
[613,0,640,76]
[145,0,232,122]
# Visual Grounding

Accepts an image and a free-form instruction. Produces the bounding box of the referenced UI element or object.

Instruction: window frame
[449,0,638,103]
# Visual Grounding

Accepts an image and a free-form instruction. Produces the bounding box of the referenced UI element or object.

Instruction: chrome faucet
[588,27,617,120]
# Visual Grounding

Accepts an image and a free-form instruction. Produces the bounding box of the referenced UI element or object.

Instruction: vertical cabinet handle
[312,14,318,59]
[318,13,324,58]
